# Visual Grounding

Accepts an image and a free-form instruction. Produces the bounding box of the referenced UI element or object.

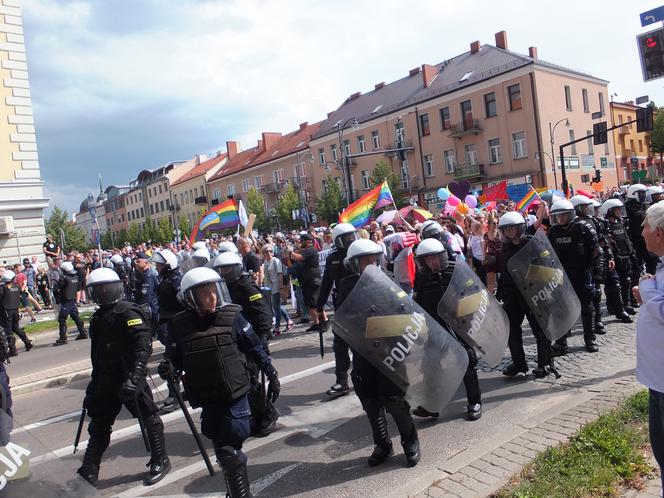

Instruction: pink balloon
[447,194,460,206]
[465,195,477,208]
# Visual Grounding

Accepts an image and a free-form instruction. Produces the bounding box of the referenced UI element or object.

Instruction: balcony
[453,163,486,180]
[449,118,483,138]
[194,196,208,205]
[618,125,629,135]
[262,182,286,194]
[383,140,415,158]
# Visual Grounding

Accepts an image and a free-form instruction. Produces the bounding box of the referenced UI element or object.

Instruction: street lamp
[335,117,359,204]
[549,118,570,190]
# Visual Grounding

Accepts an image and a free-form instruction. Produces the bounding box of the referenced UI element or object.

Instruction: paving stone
[458,465,481,478]
[436,478,468,496]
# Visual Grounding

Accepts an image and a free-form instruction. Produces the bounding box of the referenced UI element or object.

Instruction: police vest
[549,222,589,270]
[1,285,21,310]
[413,262,455,320]
[174,305,250,407]
[336,273,360,309]
[157,271,184,322]
[608,220,633,256]
[62,275,79,301]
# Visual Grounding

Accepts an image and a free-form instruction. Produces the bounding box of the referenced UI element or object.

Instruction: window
[400,161,410,189]
[361,170,371,189]
[166,199,170,209]
[508,84,521,110]
[185,191,189,203]
[395,121,405,143]
[321,179,328,193]
[371,130,381,149]
[444,150,456,173]
[242,179,251,192]
[424,154,434,177]
[639,139,643,152]
[484,92,497,118]
[194,187,198,198]
[582,88,589,113]
[213,188,221,200]
[156,202,160,213]
[254,175,264,188]
[150,205,154,215]
[598,92,605,116]
[618,114,623,125]
[586,130,593,154]
[568,129,577,155]
[331,144,338,161]
[440,107,451,130]
[189,189,193,202]
[464,144,478,165]
[419,113,430,136]
[273,169,285,183]
[488,138,502,164]
[227,183,236,196]
[342,139,351,156]
[357,135,366,153]
[512,131,528,158]
[460,100,473,129]
[318,148,325,165]
[564,85,572,111]
[179,193,184,205]
[160,200,165,211]
[140,207,144,217]
[158,184,162,194]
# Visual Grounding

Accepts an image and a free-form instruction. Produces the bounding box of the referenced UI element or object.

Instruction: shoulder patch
[127,318,143,326]
[249,293,262,302]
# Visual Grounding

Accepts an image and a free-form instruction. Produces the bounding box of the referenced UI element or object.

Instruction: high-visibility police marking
[382,312,426,372]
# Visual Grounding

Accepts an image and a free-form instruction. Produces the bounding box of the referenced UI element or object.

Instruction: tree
[178,215,192,239]
[246,187,269,233]
[650,108,664,179]
[275,183,301,230]
[127,223,143,246]
[45,206,87,253]
[315,177,346,225]
[117,228,130,247]
[371,160,405,206]
[155,216,173,244]
[101,230,113,249]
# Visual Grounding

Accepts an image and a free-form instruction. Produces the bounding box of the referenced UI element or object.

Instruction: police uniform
[580,212,612,333]
[54,273,87,345]
[78,301,170,486]
[113,261,133,300]
[0,283,31,355]
[606,214,636,319]
[169,304,277,497]
[133,267,160,329]
[625,196,647,299]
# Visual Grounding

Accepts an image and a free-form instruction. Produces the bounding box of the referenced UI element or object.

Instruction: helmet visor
[217,263,243,283]
[89,281,124,306]
[415,252,448,272]
[499,223,525,242]
[336,232,358,250]
[551,211,575,226]
[185,281,230,314]
[349,253,382,274]
[637,191,647,203]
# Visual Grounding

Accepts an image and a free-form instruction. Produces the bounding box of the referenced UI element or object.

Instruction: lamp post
[335,117,359,204]
[549,118,570,190]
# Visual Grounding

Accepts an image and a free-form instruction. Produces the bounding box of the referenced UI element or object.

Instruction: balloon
[437,188,450,201]
[447,194,460,206]
[457,203,469,215]
[465,195,477,208]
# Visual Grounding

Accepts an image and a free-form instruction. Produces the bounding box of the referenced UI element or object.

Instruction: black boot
[412,406,439,418]
[467,403,482,421]
[384,396,419,468]
[143,418,171,486]
[16,329,33,350]
[326,383,350,397]
[552,335,569,357]
[74,318,88,340]
[502,362,528,376]
[593,290,604,334]
[53,323,68,346]
[402,438,421,467]
[615,310,633,323]
[585,340,599,353]
[77,430,110,486]
[217,447,253,498]
[367,411,393,467]
[7,336,17,357]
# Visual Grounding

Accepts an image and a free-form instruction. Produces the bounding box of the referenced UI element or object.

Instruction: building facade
[0,0,48,263]
[610,101,655,184]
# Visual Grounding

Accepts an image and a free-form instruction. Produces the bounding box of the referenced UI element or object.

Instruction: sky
[20,0,664,215]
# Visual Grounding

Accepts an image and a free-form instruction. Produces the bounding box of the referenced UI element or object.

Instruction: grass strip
[496,390,654,498]
[23,311,94,335]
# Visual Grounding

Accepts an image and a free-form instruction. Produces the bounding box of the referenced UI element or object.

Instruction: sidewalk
[623,456,662,498]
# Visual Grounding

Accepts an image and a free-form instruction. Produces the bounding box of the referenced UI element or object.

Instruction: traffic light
[593,169,601,183]
[593,121,608,145]
[638,27,664,82]
[636,106,654,132]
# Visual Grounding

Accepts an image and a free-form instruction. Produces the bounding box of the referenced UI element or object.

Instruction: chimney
[374,82,385,90]
[299,121,308,131]
[226,141,239,159]
[349,91,361,101]
[409,67,421,76]
[528,46,538,59]
[495,30,508,50]
[261,132,282,150]
[256,139,264,152]
[422,64,437,88]
[470,40,480,54]
[197,153,208,165]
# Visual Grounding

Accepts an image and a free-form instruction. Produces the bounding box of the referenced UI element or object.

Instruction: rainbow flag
[339,181,394,228]
[190,199,240,241]
[516,185,540,212]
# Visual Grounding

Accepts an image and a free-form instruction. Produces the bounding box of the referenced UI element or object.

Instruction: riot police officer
[603,199,636,322]
[213,252,279,437]
[625,184,648,300]
[342,239,421,467]
[548,199,600,354]
[53,261,88,346]
[132,252,159,327]
[110,253,133,300]
[158,267,279,497]
[316,222,357,398]
[151,249,185,412]
[412,238,482,420]
[497,213,555,377]
[78,268,170,487]
[419,220,456,260]
[0,270,32,356]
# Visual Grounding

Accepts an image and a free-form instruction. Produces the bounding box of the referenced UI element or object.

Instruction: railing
[618,125,629,135]
[453,163,485,179]
[449,119,482,138]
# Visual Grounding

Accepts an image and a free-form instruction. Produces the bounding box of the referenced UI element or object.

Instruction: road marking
[251,463,302,495]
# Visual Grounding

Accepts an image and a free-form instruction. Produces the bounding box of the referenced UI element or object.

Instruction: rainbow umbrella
[399,205,433,222]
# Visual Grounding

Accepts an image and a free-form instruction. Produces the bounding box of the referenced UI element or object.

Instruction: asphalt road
[5,307,640,498]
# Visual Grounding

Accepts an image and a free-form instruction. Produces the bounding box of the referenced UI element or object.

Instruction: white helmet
[217,241,238,254]
[550,199,575,226]
[110,254,124,264]
[420,220,445,240]
[627,184,647,201]
[590,199,601,208]
[192,241,207,251]
[86,268,124,306]
[61,261,76,275]
[1,270,15,283]
[415,238,445,257]
[414,238,448,272]
[602,198,625,218]
[647,185,664,204]
[345,239,383,275]
[331,223,357,250]
[498,212,526,241]
[193,247,210,263]
[150,249,179,271]
[570,194,593,216]
[212,251,244,283]
[179,267,230,313]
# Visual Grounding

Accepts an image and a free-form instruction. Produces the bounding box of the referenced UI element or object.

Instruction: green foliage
[101,230,113,249]
[315,177,346,224]
[155,216,174,245]
[246,187,268,233]
[117,228,129,246]
[178,216,192,239]
[45,206,87,253]
[497,390,653,498]
[649,109,664,159]
[275,183,301,230]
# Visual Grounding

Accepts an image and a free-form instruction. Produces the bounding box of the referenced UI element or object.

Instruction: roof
[313,44,607,140]
[208,121,322,181]
[170,152,227,187]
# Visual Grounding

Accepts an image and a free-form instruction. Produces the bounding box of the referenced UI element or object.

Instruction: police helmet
[179,267,230,314]
[414,238,448,272]
[550,199,576,226]
[627,183,647,202]
[332,223,358,250]
[602,198,625,218]
[420,220,445,241]
[192,241,207,251]
[497,212,526,241]
[60,261,77,275]
[570,194,593,216]
[1,270,15,283]
[344,239,383,275]
[217,241,239,254]
[110,254,124,265]
[647,185,664,204]
[212,251,244,283]
[86,268,124,307]
[150,249,179,271]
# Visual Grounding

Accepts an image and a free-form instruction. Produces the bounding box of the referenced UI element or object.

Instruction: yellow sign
[526,265,563,284]
[456,292,483,317]
[365,314,428,339]
[127,318,143,326]
[249,293,262,302]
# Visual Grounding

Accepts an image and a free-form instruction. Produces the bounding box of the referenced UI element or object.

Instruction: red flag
[479,180,508,203]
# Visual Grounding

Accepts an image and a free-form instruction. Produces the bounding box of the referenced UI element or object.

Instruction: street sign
[641,6,664,27]
[636,95,650,105]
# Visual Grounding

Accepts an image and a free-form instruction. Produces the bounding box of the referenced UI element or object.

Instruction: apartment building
[103,184,130,244]
[610,101,654,183]
[309,31,616,213]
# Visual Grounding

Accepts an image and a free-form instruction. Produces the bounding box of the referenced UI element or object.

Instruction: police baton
[167,377,215,476]
[73,407,86,454]
[318,329,324,358]
[134,398,151,453]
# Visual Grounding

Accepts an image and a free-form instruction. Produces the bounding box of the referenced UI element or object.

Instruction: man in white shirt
[633,200,664,491]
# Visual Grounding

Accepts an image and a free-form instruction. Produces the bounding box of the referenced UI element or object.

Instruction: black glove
[121,373,140,401]
[267,372,280,403]
[157,360,175,381]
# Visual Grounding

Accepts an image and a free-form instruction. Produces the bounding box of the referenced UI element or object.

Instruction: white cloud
[42,180,95,216]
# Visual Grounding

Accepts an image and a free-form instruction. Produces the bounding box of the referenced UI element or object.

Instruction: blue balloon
[437,188,450,200]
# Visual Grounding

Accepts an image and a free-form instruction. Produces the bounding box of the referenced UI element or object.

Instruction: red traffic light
[647,36,658,48]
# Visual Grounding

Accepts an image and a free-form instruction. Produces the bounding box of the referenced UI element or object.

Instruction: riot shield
[334,265,469,414]
[436,260,509,367]
[506,229,581,341]
[0,411,99,497]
